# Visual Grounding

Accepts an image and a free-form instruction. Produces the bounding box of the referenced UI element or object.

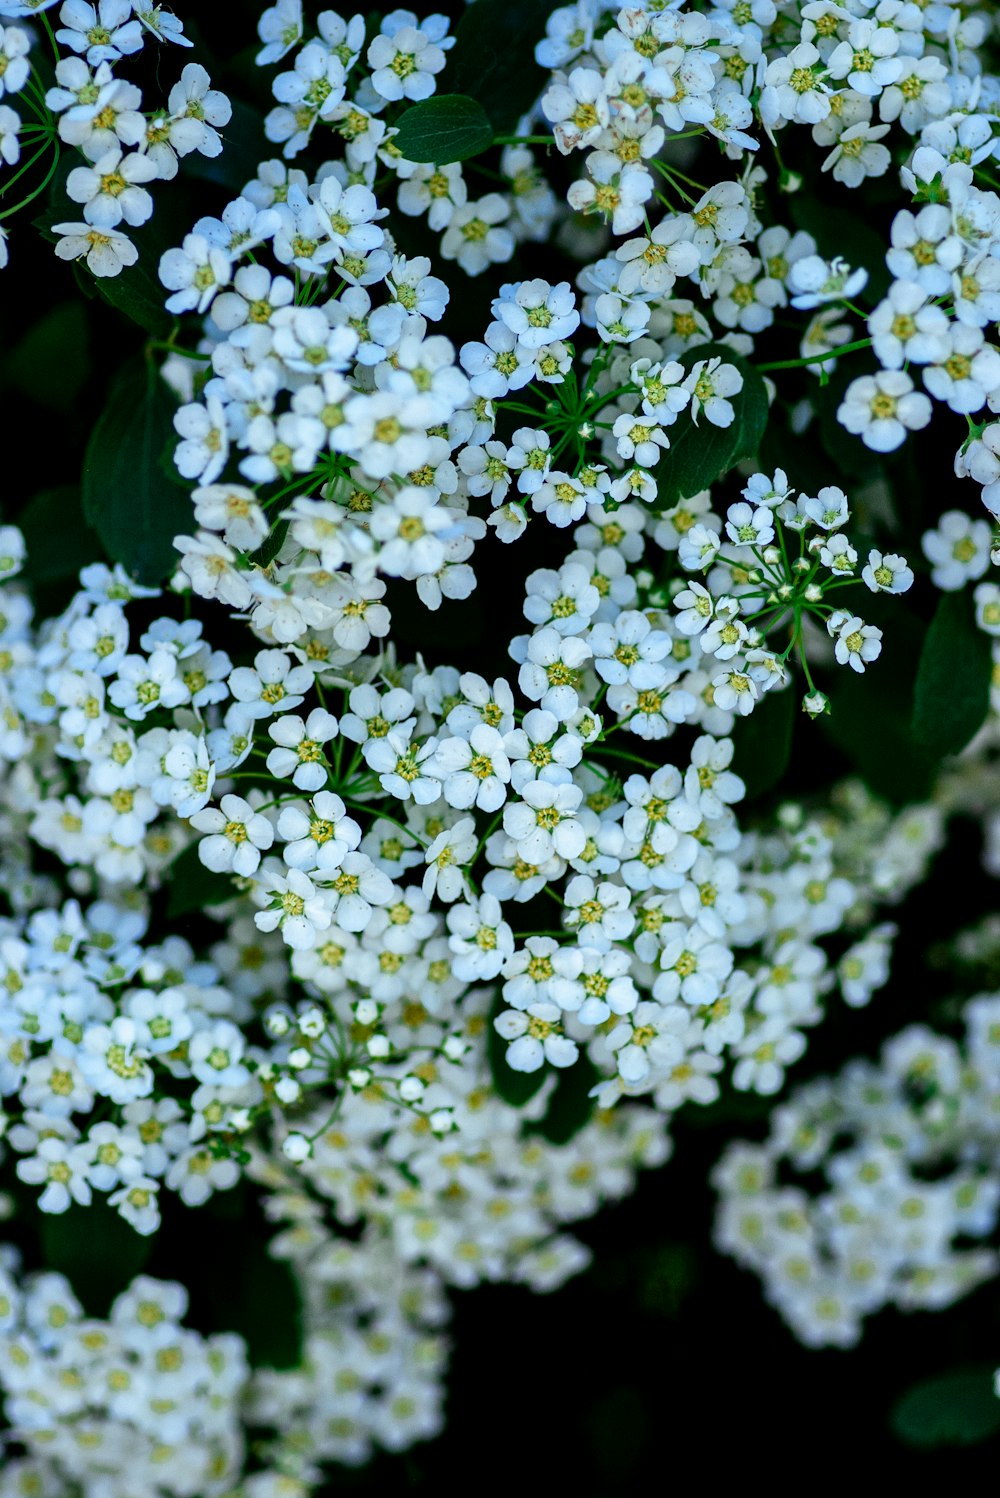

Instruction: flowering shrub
[1,0,1000,1484]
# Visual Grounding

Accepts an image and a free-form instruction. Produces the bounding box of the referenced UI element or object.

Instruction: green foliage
[82,354,191,585]
[5,301,90,411]
[652,344,769,510]
[790,194,891,303]
[447,0,551,134]
[19,486,101,583]
[91,249,174,338]
[892,1368,1000,1447]
[393,95,495,165]
[34,184,172,337]
[911,590,992,760]
[39,1203,154,1318]
[729,683,795,802]
[487,996,546,1106]
[183,98,270,193]
[533,1052,598,1144]
[208,1239,303,1370]
[165,842,234,919]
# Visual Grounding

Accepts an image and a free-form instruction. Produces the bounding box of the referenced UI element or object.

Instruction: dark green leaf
[82,354,191,585]
[165,841,235,918]
[92,260,173,337]
[488,995,546,1107]
[393,94,495,165]
[39,1202,154,1317]
[892,1368,1000,1447]
[822,606,936,805]
[448,0,550,134]
[34,177,172,337]
[251,518,290,570]
[729,684,795,801]
[791,194,891,303]
[220,1249,302,1370]
[532,1051,598,1144]
[182,97,268,193]
[911,590,992,759]
[5,301,90,411]
[652,343,769,510]
[19,486,102,582]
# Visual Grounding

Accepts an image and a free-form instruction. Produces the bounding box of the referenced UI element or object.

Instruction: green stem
[0,139,59,221]
[757,337,872,372]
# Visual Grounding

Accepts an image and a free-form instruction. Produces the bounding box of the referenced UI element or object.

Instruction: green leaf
[216,1246,302,1370]
[82,354,191,585]
[92,253,173,337]
[822,605,936,806]
[791,194,890,303]
[532,1052,598,1144]
[487,995,546,1107]
[911,590,992,759]
[652,343,769,510]
[39,1202,154,1317]
[5,301,90,411]
[251,518,289,570]
[892,1368,1000,1448]
[181,97,268,193]
[393,94,495,164]
[729,684,795,801]
[448,0,550,134]
[19,486,102,582]
[34,173,172,337]
[165,841,235,918]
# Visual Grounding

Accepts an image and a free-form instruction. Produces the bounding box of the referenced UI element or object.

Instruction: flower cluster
[0,1256,250,1496]
[3,0,1000,1476]
[714,984,1000,1349]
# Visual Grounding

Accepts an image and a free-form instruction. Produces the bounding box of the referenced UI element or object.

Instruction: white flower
[921,510,992,590]
[494,1002,577,1071]
[440,195,514,277]
[711,668,759,716]
[108,650,187,720]
[166,62,231,158]
[364,730,441,804]
[447,893,514,981]
[65,146,157,228]
[257,0,302,64]
[684,357,743,428]
[254,867,332,949]
[430,725,511,813]
[516,627,592,719]
[78,1016,153,1104]
[16,1137,94,1213]
[503,778,585,864]
[423,817,476,903]
[56,0,142,65]
[923,325,1000,415]
[868,281,950,369]
[322,850,393,930]
[52,220,138,277]
[862,550,913,594]
[159,233,232,315]
[190,793,274,876]
[368,15,448,102]
[266,708,339,791]
[276,791,361,873]
[837,371,931,453]
[822,119,892,188]
[228,649,314,718]
[826,20,903,98]
[788,254,868,310]
[831,612,882,673]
